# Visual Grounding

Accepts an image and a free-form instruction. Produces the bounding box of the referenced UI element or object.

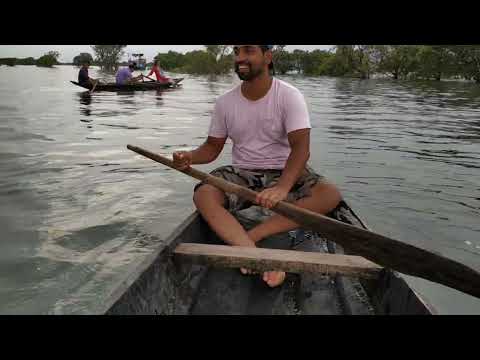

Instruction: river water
[1,65,479,314]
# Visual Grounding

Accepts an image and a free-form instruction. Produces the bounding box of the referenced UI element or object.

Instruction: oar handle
[126,144,480,300]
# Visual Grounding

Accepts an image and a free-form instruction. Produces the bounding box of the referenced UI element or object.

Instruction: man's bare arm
[277,128,311,191]
[190,136,227,164]
[173,136,226,170]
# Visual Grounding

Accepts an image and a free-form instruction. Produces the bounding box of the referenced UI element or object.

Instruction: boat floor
[190,206,373,315]
[106,203,376,315]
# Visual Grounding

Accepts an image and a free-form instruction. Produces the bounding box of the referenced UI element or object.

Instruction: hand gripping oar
[127,144,480,299]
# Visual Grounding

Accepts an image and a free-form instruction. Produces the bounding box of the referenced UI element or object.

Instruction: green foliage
[301,50,336,76]
[68,44,480,83]
[204,45,233,74]
[0,58,17,66]
[450,45,480,82]
[375,45,420,79]
[3,45,480,83]
[73,52,94,66]
[154,46,233,75]
[91,45,127,72]
[18,57,36,65]
[0,57,37,66]
[181,50,217,74]
[36,51,60,67]
[415,46,456,81]
[155,51,186,70]
[272,45,295,75]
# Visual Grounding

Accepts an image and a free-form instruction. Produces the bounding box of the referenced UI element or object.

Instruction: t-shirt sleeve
[208,99,228,138]
[283,88,311,134]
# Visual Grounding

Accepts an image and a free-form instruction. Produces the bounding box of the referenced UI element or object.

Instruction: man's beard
[234,62,265,81]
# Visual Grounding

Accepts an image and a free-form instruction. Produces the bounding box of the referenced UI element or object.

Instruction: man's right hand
[172,151,193,170]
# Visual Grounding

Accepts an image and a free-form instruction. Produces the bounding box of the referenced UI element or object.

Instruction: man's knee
[193,184,225,207]
[312,182,342,202]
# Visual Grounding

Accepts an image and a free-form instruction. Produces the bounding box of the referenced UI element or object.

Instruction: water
[1,65,479,314]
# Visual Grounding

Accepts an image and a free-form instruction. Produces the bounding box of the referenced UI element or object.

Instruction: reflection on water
[78,92,92,116]
[0,65,479,314]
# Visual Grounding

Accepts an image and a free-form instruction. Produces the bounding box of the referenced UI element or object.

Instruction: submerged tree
[204,45,234,74]
[272,45,296,75]
[450,45,480,82]
[36,51,60,67]
[374,45,420,79]
[73,52,94,66]
[415,46,456,81]
[154,51,185,70]
[91,45,127,72]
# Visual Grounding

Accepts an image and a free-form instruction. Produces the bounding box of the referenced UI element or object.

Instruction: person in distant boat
[172,45,342,288]
[115,63,143,85]
[78,60,100,88]
[143,59,174,84]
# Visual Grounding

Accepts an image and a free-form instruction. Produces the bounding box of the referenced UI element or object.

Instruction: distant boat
[70,78,184,92]
[128,53,147,71]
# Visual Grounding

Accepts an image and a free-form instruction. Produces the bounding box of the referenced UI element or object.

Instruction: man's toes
[241,268,255,275]
[263,272,269,282]
[264,271,286,288]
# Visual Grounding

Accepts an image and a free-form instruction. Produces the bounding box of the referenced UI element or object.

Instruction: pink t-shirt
[208,78,311,169]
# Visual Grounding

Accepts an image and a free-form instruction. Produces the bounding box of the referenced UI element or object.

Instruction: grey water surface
[0,65,479,314]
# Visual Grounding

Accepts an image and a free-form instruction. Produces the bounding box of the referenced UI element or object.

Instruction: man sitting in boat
[78,60,100,88]
[144,59,174,84]
[172,45,342,288]
[115,63,143,85]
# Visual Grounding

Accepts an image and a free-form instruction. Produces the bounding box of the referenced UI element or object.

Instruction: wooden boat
[102,201,435,315]
[70,78,184,92]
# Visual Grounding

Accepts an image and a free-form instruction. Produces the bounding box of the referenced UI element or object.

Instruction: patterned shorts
[194,165,327,213]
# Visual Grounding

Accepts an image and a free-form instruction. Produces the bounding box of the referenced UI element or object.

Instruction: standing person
[172,45,342,288]
[116,63,142,85]
[144,59,173,84]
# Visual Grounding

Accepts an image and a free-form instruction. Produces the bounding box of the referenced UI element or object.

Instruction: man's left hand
[255,185,290,209]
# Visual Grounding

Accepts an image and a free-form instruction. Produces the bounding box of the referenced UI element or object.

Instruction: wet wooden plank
[174,243,383,278]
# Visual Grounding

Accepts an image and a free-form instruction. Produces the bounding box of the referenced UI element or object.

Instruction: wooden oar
[126,144,480,299]
[143,74,157,82]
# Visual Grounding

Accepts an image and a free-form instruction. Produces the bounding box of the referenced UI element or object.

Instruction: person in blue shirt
[116,63,143,85]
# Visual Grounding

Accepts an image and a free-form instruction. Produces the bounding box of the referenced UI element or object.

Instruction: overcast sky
[0,45,332,62]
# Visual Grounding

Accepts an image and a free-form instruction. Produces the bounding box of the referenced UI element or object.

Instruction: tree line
[0,51,61,67]
[3,45,479,83]
[153,45,480,83]
[272,45,480,82]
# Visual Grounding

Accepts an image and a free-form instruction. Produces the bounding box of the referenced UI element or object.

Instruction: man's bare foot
[262,271,286,288]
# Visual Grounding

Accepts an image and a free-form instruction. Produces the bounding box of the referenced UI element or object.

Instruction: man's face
[233,45,271,81]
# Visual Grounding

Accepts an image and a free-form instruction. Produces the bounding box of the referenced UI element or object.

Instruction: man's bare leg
[193,185,256,247]
[193,184,257,275]
[247,182,342,287]
[193,182,342,287]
